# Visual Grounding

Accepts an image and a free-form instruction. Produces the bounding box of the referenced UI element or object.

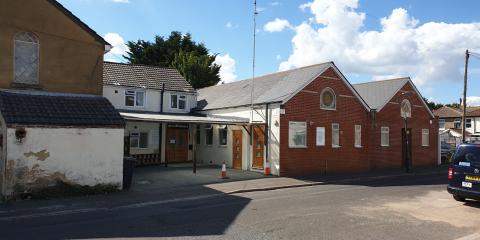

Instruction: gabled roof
[353,77,435,118]
[103,62,195,93]
[0,91,124,127]
[197,62,369,111]
[352,78,410,110]
[434,106,480,118]
[47,0,110,48]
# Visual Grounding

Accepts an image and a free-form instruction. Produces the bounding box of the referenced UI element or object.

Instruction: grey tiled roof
[352,78,410,110]
[197,62,332,110]
[103,62,195,92]
[0,91,125,127]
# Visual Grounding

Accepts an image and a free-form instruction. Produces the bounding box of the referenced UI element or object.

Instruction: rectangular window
[130,132,148,148]
[171,95,178,108]
[195,126,201,145]
[454,118,461,129]
[125,90,145,107]
[439,119,445,129]
[381,127,390,147]
[466,118,472,128]
[179,95,186,110]
[316,127,325,146]
[422,129,429,146]
[289,121,307,148]
[219,127,227,146]
[354,125,361,148]
[205,125,213,145]
[332,123,340,147]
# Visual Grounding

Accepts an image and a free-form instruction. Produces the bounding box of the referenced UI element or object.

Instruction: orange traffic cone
[264,161,271,175]
[221,161,228,179]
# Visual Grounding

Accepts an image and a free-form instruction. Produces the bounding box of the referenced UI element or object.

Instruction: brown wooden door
[252,126,264,169]
[166,128,189,163]
[402,128,412,169]
[232,130,243,169]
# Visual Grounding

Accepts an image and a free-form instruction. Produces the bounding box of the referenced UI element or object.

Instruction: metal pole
[462,49,470,143]
[404,117,410,173]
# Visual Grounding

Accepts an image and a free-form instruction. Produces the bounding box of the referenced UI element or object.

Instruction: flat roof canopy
[120,112,249,125]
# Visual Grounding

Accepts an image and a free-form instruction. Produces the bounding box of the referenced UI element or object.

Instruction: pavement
[0,166,478,240]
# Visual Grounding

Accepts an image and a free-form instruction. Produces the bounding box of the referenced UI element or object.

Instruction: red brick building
[197,62,439,177]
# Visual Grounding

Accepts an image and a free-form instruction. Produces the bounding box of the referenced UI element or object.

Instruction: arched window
[320,87,336,110]
[14,32,39,85]
[401,99,412,118]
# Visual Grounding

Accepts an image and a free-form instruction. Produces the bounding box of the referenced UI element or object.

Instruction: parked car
[447,143,480,201]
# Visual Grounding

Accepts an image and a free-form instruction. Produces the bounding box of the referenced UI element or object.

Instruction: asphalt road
[1,172,479,240]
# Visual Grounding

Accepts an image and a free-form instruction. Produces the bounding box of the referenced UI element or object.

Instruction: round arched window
[320,88,336,110]
[401,99,411,118]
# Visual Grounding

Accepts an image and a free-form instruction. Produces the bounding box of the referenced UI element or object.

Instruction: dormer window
[171,94,186,110]
[14,32,39,85]
[320,87,336,110]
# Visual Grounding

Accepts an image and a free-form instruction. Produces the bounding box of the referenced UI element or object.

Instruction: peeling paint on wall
[23,150,50,161]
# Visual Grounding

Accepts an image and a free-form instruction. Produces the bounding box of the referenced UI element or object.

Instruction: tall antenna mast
[251,0,258,122]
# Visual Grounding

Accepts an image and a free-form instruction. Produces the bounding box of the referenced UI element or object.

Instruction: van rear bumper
[447,185,480,200]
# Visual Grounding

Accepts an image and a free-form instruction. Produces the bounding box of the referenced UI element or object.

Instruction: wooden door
[166,128,189,163]
[232,130,243,169]
[402,128,412,169]
[252,126,264,169]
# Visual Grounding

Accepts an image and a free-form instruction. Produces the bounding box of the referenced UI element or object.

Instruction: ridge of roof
[352,77,410,86]
[199,61,334,91]
[104,61,178,70]
[47,0,110,47]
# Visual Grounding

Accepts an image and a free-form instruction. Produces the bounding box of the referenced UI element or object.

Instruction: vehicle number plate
[462,181,473,188]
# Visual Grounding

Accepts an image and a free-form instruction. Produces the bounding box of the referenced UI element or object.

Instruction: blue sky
[59,0,480,105]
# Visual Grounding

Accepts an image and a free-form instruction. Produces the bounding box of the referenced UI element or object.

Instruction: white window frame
[289,121,307,148]
[125,90,145,107]
[320,87,336,110]
[354,125,362,148]
[130,132,148,149]
[14,32,40,85]
[422,129,430,147]
[454,118,461,129]
[466,118,472,129]
[316,127,325,146]
[171,94,187,110]
[332,123,340,148]
[439,119,445,129]
[381,127,390,147]
[218,127,228,146]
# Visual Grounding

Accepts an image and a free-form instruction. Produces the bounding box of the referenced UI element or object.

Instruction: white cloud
[112,0,129,3]
[104,33,129,62]
[281,0,480,88]
[299,2,312,11]
[467,96,480,106]
[214,54,238,83]
[271,1,280,6]
[264,18,292,32]
[276,54,282,60]
[225,21,238,29]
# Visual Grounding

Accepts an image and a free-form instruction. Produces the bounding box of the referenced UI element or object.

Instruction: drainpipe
[160,83,165,113]
[265,104,269,174]
[160,83,166,167]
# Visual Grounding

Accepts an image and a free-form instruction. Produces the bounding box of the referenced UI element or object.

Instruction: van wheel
[453,194,466,202]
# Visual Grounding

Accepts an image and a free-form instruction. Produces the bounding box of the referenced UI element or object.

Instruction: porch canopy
[120,112,249,125]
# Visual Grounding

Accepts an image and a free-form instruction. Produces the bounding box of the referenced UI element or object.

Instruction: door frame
[251,125,265,170]
[232,130,243,170]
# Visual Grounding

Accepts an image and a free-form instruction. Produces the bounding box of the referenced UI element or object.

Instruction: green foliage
[125,31,220,89]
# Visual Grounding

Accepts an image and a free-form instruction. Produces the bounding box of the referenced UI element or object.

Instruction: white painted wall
[197,104,281,175]
[103,86,197,114]
[3,127,124,197]
[125,121,161,155]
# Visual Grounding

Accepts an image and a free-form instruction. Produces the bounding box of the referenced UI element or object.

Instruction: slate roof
[47,0,110,47]
[0,91,125,127]
[352,78,410,110]
[103,62,195,92]
[196,62,333,110]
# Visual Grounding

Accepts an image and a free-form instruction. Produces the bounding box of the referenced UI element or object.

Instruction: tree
[124,31,220,89]
[423,97,444,110]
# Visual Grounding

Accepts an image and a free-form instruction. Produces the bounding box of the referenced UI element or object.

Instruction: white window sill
[219,145,228,148]
[320,107,336,111]
[381,145,390,147]
[332,145,341,148]
[355,145,362,148]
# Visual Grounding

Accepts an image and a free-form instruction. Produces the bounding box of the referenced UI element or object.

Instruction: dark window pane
[139,132,148,148]
[171,95,178,108]
[179,99,186,109]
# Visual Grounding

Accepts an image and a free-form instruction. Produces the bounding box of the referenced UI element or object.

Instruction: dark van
[447,143,480,201]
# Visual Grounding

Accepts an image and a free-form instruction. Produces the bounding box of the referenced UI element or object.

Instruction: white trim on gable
[282,62,371,112]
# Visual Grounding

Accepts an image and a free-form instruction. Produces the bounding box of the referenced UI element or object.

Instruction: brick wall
[279,67,438,177]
